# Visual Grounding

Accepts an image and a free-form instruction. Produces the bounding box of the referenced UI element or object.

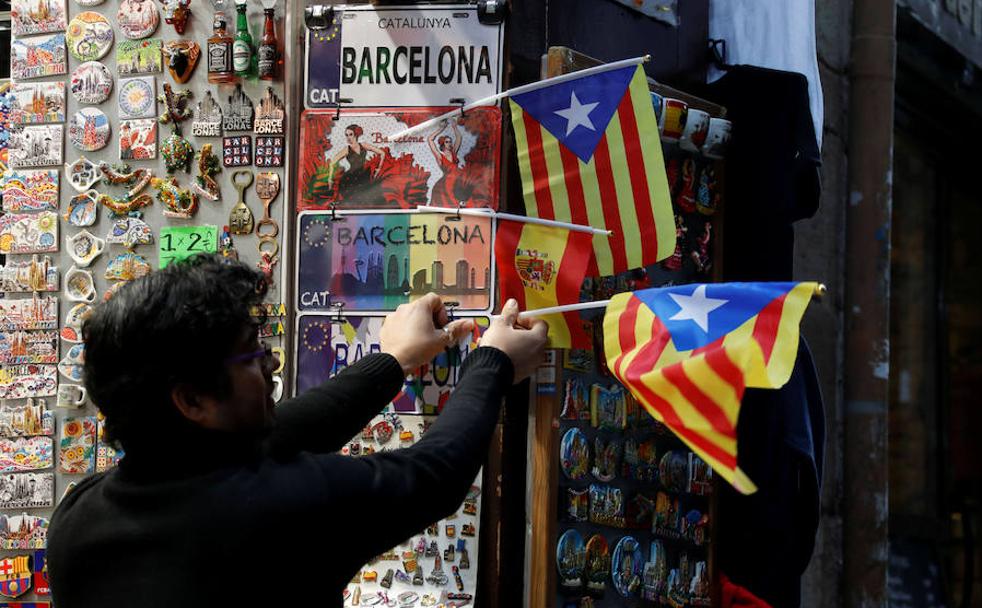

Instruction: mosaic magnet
[58,343,85,382]
[253,136,283,167]
[10,82,66,125]
[151,176,199,219]
[163,40,200,83]
[99,163,153,196]
[0,473,54,511]
[192,143,222,201]
[0,366,57,401]
[161,133,194,173]
[64,266,96,303]
[162,0,191,33]
[223,84,254,132]
[68,108,110,152]
[96,192,153,215]
[10,0,67,36]
[192,91,223,137]
[0,297,59,332]
[66,230,106,267]
[105,252,152,281]
[60,303,93,343]
[223,136,251,167]
[0,212,58,254]
[0,256,59,293]
[1,170,59,212]
[118,0,159,40]
[117,39,163,75]
[64,191,99,227]
[105,217,154,248]
[119,118,158,161]
[118,76,156,120]
[66,12,114,62]
[59,417,96,474]
[11,34,68,80]
[10,126,63,168]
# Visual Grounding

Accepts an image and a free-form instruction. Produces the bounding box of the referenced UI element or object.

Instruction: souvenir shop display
[117,39,163,75]
[10,0,67,36]
[66,12,114,62]
[69,61,113,104]
[10,34,68,81]
[2,170,59,212]
[9,83,66,125]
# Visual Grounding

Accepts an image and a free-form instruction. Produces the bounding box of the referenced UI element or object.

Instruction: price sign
[159,225,218,268]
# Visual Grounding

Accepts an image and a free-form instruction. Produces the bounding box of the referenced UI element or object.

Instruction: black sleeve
[310,346,514,569]
[266,353,405,458]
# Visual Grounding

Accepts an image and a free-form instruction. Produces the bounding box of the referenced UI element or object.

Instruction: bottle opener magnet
[229,170,254,235]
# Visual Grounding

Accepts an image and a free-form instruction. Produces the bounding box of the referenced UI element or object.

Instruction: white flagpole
[415,205,612,236]
[388,55,651,141]
[515,300,612,319]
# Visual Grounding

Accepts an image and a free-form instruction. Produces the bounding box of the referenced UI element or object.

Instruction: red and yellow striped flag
[495,221,593,349]
[510,64,675,276]
[603,282,819,493]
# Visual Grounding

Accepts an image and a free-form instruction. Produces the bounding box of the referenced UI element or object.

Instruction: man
[48,255,547,607]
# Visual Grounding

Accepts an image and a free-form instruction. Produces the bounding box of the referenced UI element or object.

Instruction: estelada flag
[510,64,675,276]
[604,282,819,494]
[495,221,593,349]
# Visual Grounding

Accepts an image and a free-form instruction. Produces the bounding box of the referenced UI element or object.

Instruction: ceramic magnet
[10,83,66,125]
[11,34,67,80]
[105,217,154,249]
[60,303,93,343]
[117,39,163,75]
[70,61,113,104]
[118,0,159,40]
[57,343,84,382]
[1,170,59,212]
[0,297,59,332]
[192,144,221,201]
[192,91,223,137]
[0,330,59,366]
[118,76,156,119]
[56,384,87,409]
[119,118,158,161]
[0,212,58,254]
[65,157,100,191]
[0,365,58,401]
[68,108,110,152]
[0,513,50,550]
[253,136,283,167]
[66,230,105,267]
[95,417,124,472]
[59,417,97,474]
[161,133,193,173]
[64,191,99,227]
[0,473,54,510]
[161,0,191,33]
[11,0,67,36]
[66,12,114,62]
[105,252,151,281]
[163,41,200,83]
[64,267,96,303]
[9,126,63,168]
[0,400,56,436]
[223,136,251,167]
[0,256,59,292]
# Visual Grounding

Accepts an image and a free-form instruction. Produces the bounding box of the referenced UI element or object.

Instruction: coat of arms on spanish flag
[495,221,593,349]
[509,63,675,276]
[603,282,819,493]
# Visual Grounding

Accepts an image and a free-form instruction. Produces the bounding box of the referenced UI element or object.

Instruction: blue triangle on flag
[511,65,637,163]
[635,282,799,351]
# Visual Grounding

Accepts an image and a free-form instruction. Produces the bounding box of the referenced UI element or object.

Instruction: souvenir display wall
[1,0,289,598]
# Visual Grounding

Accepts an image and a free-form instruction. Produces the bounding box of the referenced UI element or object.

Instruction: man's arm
[265,353,405,458]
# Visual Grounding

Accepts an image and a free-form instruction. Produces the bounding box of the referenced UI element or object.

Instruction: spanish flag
[495,221,593,348]
[510,64,675,276]
[604,282,819,493]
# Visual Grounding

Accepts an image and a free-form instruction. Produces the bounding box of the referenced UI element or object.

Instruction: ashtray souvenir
[65,266,96,302]
[66,230,106,267]
[64,191,99,227]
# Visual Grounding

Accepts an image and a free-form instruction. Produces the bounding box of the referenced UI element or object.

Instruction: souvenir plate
[60,303,93,343]
[296,211,494,312]
[117,39,163,75]
[64,191,99,227]
[9,126,63,168]
[0,472,54,510]
[0,513,49,550]
[295,315,488,411]
[0,437,53,472]
[68,108,110,152]
[65,156,100,191]
[0,297,59,331]
[560,428,590,481]
[10,83,66,125]
[67,12,114,62]
[0,256,59,292]
[659,450,688,494]
[11,0,67,36]
[118,76,156,119]
[611,535,644,598]
[0,212,59,254]
[118,0,159,40]
[2,170,59,212]
[70,61,113,104]
[59,417,97,474]
[583,534,610,596]
[11,34,68,80]
[556,529,586,590]
[0,330,59,365]
[0,366,58,400]
[119,119,157,160]
[298,108,501,211]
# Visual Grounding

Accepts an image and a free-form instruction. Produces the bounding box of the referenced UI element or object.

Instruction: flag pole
[415,205,613,236]
[388,55,651,141]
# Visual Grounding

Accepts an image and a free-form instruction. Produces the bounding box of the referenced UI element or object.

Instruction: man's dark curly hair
[83,255,267,449]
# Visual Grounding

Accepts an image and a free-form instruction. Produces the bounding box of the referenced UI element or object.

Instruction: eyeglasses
[224,342,278,366]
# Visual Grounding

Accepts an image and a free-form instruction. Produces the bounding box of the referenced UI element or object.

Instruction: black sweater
[47,347,514,607]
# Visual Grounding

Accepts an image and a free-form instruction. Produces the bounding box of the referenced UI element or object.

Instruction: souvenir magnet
[223,84,254,132]
[163,41,200,83]
[10,82,66,125]
[696,165,719,216]
[66,157,100,192]
[118,0,159,40]
[591,437,621,482]
[254,87,285,135]
[64,191,98,227]
[193,143,222,201]
[688,453,713,496]
[119,118,158,161]
[0,399,55,436]
[192,91,223,137]
[2,170,60,212]
[559,428,589,480]
[678,108,710,154]
[66,230,106,267]
[105,252,152,281]
[0,437,54,474]
[223,136,251,167]
[0,472,54,510]
[255,171,280,237]
[229,171,255,234]
[0,212,58,254]
[58,343,85,382]
[106,217,154,248]
[158,83,193,131]
[11,34,68,81]
[118,76,157,120]
[10,126,63,168]
[11,0,67,36]
[611,536,643,599]
[64,266,96,303]
[0,365,58,400]
[690,222,712,273]
[162,0,191,33]
[34,548,52,595]
[0,256,59,293]
[151,176,199,218]
[219,225,239,260]
[70,62,113,105]
[97,192,153,216]
[253,136,283,167]
[583,534,610,597]
[0,297,59,332]
[161,134,194,173]
[99,162,153,196]
[642,541,668,601]
[0,513,50,549]
[59,416,97,474]
[66,12,114,62]
[557,529,586,591]
[68,108,110,152]
[703,117,732,159]
[117,39,164,75]
[0,329,59,364]
[75,0,103,7]
[60,303,93,343]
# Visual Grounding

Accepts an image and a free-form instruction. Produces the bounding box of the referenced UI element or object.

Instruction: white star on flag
[554,91,600,136]
[668,285,728,333]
